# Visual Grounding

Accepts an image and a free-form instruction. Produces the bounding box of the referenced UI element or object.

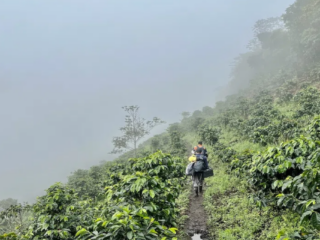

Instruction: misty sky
[0,0,294,202]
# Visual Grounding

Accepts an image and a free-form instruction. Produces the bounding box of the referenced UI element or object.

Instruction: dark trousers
[192,172,203,189]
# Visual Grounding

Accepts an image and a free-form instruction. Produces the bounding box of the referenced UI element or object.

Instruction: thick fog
[0,0,294,202]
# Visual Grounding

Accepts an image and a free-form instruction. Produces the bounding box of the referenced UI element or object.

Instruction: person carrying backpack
[194,141,208,157]
[192,147,209,196]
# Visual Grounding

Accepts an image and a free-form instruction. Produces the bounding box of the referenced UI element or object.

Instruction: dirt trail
[185,184,210,239]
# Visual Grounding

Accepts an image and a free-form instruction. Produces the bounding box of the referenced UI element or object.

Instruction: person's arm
[204,148,208,158]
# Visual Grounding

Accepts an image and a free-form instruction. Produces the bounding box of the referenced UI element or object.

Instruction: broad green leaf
[306,199,316,208]
[311,212,320,230]
[282,181,292,191]
[127,231,133,239]
[149,229,157,234]
[300,211,313,223]
[149,190,155,198]
[169,228,178,234]
[75,228,87,237]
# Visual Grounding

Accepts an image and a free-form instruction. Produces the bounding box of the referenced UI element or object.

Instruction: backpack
[196,146,205,154]
[195,146,208,157]
[193,160,205,172]
[196,154,205,161]
[185,162,194,176]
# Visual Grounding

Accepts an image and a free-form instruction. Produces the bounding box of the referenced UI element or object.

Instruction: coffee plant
[1,151,185,240]
[294,87,320,118]
[198,125,220,146]
[216,116,320,239]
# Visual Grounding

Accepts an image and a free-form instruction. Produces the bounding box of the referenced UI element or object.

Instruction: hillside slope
[1,0,320,239]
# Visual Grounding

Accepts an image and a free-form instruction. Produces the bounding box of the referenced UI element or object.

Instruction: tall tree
[110,106,165,157]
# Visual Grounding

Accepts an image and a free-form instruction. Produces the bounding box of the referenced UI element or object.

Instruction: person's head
[198,141,202,145]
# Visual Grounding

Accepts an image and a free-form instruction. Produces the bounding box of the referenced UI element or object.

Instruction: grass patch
[203,161,300,240]
[218,130,239,145]
[176,180,192,239]
[231,140,265,153]
[274,101,296,118]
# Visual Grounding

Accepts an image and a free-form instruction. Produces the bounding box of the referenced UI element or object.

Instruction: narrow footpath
[185,184,210,239]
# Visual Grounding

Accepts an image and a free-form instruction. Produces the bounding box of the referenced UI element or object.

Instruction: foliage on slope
[196,1,320,237]
[2,1,320,239]
[204,160,300,240]
[222,117,320,239]
[0,152,186,240]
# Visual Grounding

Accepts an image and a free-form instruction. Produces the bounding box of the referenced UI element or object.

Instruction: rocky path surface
[185,184,210,239]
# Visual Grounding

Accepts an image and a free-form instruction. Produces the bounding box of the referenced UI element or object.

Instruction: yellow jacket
[188,155,196,162]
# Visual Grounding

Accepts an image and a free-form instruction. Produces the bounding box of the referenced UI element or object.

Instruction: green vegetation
[204,161,300,240]
[0,203,32,238]
[0,199,18,211]
[198,0,320,238]
[2,0,320,239]
[1,152,186,239]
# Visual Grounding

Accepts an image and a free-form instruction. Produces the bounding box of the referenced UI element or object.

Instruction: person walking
[194,141,208,157]
[192,147,208,196]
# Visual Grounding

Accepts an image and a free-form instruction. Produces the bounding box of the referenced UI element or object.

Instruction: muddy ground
[184,184,210,239]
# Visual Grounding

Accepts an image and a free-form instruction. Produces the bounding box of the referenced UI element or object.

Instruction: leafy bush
[2,152,185,240]
[294,87,320,118]
[219,116,320,239]
[198,126,221,146]
[0,204,31,238]
[213,143,237,163]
